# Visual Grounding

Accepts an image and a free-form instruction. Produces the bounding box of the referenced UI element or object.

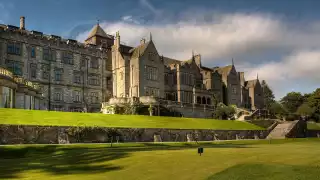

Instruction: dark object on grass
[198,147,203,156]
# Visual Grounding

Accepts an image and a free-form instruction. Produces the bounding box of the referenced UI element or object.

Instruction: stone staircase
[266,120,299,139]
[237,109,258,121]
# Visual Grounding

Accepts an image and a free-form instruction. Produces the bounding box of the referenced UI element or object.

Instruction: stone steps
[266,121,298,139]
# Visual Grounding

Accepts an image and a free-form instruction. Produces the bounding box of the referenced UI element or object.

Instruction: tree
[306,88,320,122]
[211,93,220,109]
[296,103,314,119]
[269,101,287,119]
[261,80,275,110]
[280,92,304,114]
[213,103,236,120]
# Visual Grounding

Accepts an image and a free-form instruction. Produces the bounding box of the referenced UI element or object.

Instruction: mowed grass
[308,122,320,130]
[0,108,263,130]
[0,139,320,180]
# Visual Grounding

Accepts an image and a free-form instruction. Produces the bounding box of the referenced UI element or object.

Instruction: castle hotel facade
[0,17,264,117]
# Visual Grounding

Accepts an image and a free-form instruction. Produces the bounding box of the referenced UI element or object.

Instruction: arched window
[202,97,206,104]
[207,98,211,105]
[197,96,201,104]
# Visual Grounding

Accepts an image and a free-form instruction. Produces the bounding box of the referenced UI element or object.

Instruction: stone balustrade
[0,67,13,79]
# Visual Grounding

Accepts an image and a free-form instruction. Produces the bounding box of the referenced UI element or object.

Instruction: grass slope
[0,139,319,180]
[307,122,320,130]
[0,108,263,130]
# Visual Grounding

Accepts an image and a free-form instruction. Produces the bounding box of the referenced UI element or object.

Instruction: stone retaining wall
[0,125,269,144]
[307,130,320,138]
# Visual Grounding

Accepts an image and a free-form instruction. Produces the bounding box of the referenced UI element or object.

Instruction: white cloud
[121,15,141,25]
[244,50,320,98]
[76,11,320,99]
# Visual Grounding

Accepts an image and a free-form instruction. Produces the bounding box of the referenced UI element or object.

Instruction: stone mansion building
[0,17,264,117]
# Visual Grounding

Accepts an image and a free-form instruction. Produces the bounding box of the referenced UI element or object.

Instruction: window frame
[54,69,63,81]
[30,63,37,78]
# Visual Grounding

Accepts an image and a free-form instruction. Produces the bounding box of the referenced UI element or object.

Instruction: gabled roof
[245,79,258,88]
[86,24,109,40]
[216,65,233,75]
[163,57,182,65]
[131,41,151,58]
[201,66,213,71]
[120,44,134,54]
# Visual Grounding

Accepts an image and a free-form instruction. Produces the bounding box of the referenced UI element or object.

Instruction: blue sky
[1,0,320,99]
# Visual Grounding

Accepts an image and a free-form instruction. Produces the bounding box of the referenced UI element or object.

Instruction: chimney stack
[20,16,25,30]
[140,38,145,45]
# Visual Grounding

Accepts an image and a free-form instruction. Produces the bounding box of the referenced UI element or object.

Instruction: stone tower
[84,21,113,47]
[112,31,129,97]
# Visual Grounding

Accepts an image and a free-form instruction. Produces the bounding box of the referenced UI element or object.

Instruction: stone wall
[0,124,316,145]
[0,125,269,145]
[307,130,320,138]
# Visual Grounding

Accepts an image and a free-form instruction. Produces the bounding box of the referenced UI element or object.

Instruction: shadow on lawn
[0,145,127,179]
[206,163,320,180]
[0,143,252,179]
[107,142,252,152]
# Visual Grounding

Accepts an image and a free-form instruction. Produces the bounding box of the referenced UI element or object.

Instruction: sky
[1,0,320,99]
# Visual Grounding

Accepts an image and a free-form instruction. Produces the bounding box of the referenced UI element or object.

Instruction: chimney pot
[20,16,25,30]
[140,38,146,45]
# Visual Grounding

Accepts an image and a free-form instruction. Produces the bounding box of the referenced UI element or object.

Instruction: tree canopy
[261,80,275,110]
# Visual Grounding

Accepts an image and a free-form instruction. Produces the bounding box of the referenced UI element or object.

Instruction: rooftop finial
[149,32,152,41]
[192,50,195,62]
[97,19,100,25]
[257,73,259,80]
[232,58,234,66]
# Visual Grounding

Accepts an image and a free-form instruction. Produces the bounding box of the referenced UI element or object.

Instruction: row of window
[164,73,196,86]
[165,92,178,101]
[145,87,159,97]
[180,91,193,103]
[29,64,101,85]
[53,91,99,103]
[7,42,100,68]
[6,60,23,76]
[145,66,158,81]
[196,96,211,105]
[7,42,22,55]
[163,92,212,105]
[181,73,194,86]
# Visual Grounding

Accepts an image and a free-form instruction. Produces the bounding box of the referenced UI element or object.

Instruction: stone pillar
[187,133,194,142]
[57,128,69,144]
[154,134,162,142]
[34,98,40,110]
[15,92,25,109]
[213,134,219,141]
[236,134,239,140]
[254,132,259,140]
[317,133,320,138]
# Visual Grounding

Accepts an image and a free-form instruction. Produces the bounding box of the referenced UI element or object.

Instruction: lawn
[0,139,320,180]
[307,122,320,130]
[0,108,263,130]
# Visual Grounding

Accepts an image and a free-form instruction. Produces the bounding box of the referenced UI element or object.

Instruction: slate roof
[163,57,182,65]
[130,41,151,58]
[201,66,213,71]
[120,44,134,54]
[215,65,233,75]
[245,79,258,88]
[86,24,112,40]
